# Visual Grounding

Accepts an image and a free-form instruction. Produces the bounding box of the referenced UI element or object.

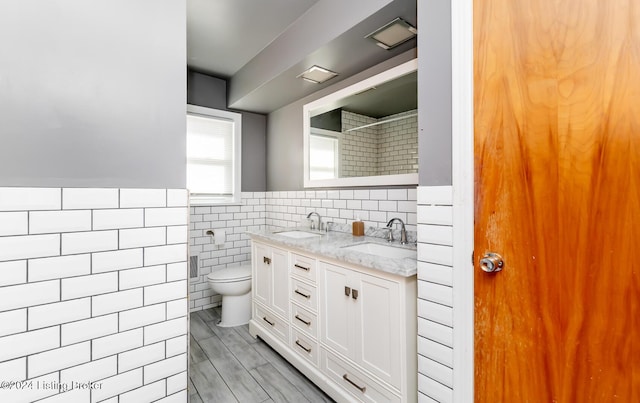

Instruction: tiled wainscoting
[416,186,454,402]
[265,188,417,231]
[0,187,189,403]
[188,197,265,311]
[341,109,418,177]
[189,188,417,311]
[376,110,419,176]
[341,111,378,177]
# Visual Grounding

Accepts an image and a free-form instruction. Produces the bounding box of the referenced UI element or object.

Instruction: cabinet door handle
[294,263,310,271]
[352,289,359,300]
[344,286,351,297]
[294,289,311,299]
[342,374,366,393]
[263,256,271,265]
[295,339,312,353]
[295,314,311,326]
[262,316,275,326]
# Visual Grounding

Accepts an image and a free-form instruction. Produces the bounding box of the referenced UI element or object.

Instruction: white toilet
[206,265,252,327]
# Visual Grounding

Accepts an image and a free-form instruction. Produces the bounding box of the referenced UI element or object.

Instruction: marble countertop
[246,228,417,277]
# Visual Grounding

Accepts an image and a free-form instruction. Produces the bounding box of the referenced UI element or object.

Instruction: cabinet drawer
[291,278,317,311]
[321,349,401,403]
[291,254,316,283]
[290,303,318,338]
[254,304,289,344]
[291,328,319,367]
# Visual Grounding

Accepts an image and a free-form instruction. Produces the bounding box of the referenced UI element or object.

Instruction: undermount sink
[274,230,323,239]
[342,242,417,259]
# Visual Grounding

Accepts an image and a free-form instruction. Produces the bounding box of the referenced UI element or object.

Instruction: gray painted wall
[0,0,186,188]
[186,70,267,192]
[240,113,267,192]
[266,50,417,191]
[418,0,452,186]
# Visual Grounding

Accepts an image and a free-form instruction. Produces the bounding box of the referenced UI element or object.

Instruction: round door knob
[480,252,504,273]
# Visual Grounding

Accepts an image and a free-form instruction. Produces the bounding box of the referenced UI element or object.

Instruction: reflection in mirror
[304,59,418,188]
[309,128,340,180]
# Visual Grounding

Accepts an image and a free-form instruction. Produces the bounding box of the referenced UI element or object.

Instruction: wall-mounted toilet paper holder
[206,229,226,245]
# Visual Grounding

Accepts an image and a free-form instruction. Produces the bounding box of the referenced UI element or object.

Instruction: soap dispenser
[352,217,364,236]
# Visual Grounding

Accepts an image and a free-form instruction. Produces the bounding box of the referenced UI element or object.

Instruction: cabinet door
[253,242,271,308]
[320,262,352,358]
[270,247,289,319]
[356,273,401,388]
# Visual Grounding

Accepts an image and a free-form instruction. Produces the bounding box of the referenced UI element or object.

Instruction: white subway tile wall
[341,111,378,177]
[0,260,27,286]
[341,110,418,177]
[376,110,419,176]
[189,188,417,311]
[0,212,28,236]
[0,187,189,403]
[61,315,118,348]
[188,193,265,311]
[166,370,187,394]
[416,186,454,402]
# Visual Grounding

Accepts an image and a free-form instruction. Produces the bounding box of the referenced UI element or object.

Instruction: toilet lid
[207,265,251,283]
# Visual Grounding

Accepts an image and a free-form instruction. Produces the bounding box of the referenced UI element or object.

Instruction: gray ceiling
[187,0,417,115]
[187,0,320,78]
[341,71,417,118]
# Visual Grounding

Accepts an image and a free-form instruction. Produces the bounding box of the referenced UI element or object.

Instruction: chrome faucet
[386,217,408,244]
[307,212,322,231]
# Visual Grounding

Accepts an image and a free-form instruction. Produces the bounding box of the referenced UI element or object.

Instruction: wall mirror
[303,59,418,188]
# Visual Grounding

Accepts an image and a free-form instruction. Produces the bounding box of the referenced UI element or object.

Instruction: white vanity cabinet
[252,242,289,343]
[320,262,402,390]
[289,252,320,366]
[249,238,417,403]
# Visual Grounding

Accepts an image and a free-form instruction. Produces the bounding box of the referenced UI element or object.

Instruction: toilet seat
[207,265,251,283]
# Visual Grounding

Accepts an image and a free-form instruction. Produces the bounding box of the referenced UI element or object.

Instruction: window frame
[186,104,242,205]
[309,127,341,180]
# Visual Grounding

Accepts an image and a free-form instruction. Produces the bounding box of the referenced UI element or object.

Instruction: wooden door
[474,0,639,401]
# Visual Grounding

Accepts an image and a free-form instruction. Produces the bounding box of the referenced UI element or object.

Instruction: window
[187,105,241,204]
[309,128,339,180]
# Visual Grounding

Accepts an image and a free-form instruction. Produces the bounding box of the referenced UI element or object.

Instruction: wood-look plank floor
[189,307,335,403]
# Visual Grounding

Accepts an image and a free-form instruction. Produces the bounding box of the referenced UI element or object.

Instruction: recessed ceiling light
[365,17,417,50]
[297,65,338,84]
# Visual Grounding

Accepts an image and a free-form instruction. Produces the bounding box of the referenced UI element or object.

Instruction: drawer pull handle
[295,314,311,326]
[262,316,275,326]
[352,289,359,300]
[344,286,351,297]
[294,264,310,271]
[342,374,366,393]
[295,339,312,353]
[263,257,271,265]
[294,289,311,299]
